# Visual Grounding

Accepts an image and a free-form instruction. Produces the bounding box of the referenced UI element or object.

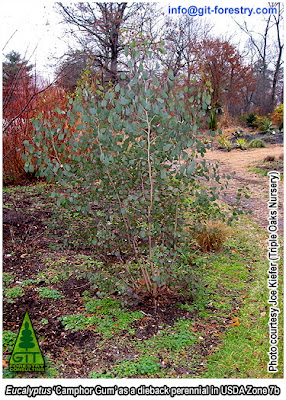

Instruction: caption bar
[5,384,282,397]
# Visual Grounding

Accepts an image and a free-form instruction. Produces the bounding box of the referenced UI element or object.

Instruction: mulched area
[2,184,236,378]
[229,132,283,145]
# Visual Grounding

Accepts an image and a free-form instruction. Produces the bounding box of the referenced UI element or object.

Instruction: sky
[1,0,282,81]
[1,1,67,80]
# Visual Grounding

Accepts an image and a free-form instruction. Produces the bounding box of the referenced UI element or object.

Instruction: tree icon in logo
[19,321,35,351]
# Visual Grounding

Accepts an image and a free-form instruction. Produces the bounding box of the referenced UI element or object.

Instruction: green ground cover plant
[37,287,65,300]
[3,286,25,303]
[248,138,266,148]
[3,331,18,353]
[3,272,15,286]
[259,119,275,134]
[60,297,144,339]
[235,138,248,150]
[217,135,232,151]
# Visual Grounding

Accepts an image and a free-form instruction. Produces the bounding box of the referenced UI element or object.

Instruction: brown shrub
[3,122,31,185]
[195,220,228,252]
[218,110,233,129]
[3,86,68,185]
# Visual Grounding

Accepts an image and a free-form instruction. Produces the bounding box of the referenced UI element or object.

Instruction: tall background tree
[193,38,257,115]
[160,15,213,78]
[55,50,93,92]
[2,51,37,183]
[236,1,284,114]
[3,51,35,128]
[56,2,144,84]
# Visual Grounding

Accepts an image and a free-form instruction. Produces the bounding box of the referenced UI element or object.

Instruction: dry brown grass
[218,110,234,129]
[195,220,228,252]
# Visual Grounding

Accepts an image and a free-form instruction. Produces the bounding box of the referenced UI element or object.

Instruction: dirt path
[203,145,283,233]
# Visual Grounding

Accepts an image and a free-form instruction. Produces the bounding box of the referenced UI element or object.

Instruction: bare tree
[236,2,284,113]
[55,50,93,91]
[56,2,144,83]
[161,15,213,78]
[270,2,284,108]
